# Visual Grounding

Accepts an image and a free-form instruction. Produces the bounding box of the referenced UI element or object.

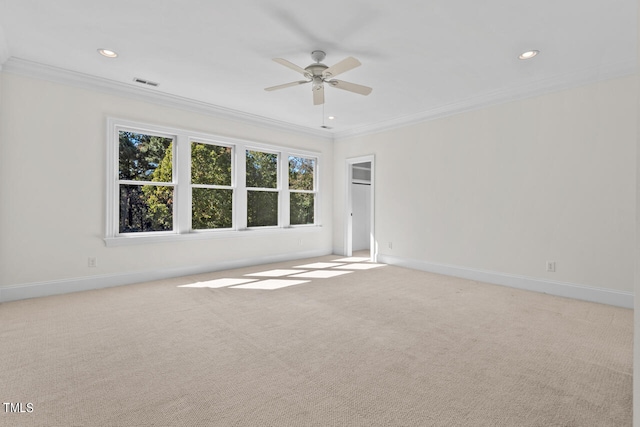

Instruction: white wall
[334,75,637,301]
[0,68,636,304]
[0,73,333,296]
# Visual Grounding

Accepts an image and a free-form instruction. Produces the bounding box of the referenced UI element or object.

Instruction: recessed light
[98,49,118,58]
[518,50,539,60]
[328,116,335,120]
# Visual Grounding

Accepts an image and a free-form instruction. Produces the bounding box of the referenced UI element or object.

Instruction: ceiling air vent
[133,78,159,87]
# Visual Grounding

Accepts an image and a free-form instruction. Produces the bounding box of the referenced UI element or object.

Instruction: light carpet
[0,255,632,426]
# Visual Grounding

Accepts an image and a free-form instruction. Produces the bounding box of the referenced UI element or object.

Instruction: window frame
[287,154,318,227]
[109,124,179,238]
[189,138,236,232]
[245,147,281,229]
[105,118,321,246]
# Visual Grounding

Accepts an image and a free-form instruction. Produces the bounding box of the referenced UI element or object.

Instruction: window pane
[289,156,314,191]
[191,142,232,186]
[247,191,278,227]
[192,188,233,230]
[246,150,278,188]
[119,184,173,233]
[290,193,315,225]
[119,131,173,182]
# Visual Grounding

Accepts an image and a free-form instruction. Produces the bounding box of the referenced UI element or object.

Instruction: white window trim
[245,146,281,229]
[105,118,322,247]
[189,138,236,232]
[287,154,319,228]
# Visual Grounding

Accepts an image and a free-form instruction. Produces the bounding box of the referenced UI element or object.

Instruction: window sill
[103,225,323,247]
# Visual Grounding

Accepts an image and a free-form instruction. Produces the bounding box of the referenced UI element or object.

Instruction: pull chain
[321,100,331,129]
[322,102,325,128]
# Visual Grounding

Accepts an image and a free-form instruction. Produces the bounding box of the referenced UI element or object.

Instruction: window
[191,142,233,230]
[106,119,320,245]
[118,131,175,233]
[246,150,279,227]
[289,156,316,225]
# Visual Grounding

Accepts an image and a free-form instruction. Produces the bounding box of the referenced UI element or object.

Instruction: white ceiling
[0,0,636,136]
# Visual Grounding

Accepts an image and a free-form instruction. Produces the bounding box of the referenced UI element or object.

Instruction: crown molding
[333,58,638,140]
[3,56,636,142]
[1,57,333,140]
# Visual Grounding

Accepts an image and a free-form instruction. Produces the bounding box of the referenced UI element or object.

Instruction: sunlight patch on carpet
[332,257,371,262]
[289,270,354,279]
[244,269,307,277]
[178,278,259,288]
[334,263,386,270]
[231,279,311,290]
[294,262,346,269]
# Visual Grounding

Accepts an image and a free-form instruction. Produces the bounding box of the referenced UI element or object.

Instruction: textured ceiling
[0,0,636,136]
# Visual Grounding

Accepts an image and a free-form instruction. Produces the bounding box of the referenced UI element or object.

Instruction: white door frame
[345,155,376,261]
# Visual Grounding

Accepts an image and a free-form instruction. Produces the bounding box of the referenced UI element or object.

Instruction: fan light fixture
[98,49,118,58]
[265,50,372,106]
[518,50,539,60]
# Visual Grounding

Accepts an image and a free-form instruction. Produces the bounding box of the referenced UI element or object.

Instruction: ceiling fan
[265,50,372,105]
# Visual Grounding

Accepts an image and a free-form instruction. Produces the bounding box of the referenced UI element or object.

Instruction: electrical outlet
[88,257,97,268]
[298,238,302,246]
[388,242,393,249]
[546,261,556,272]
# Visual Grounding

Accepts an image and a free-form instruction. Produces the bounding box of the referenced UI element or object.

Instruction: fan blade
[265,80,310,91]
[273,58,310,76]
[322,57,361,78]
[313,85,325,105]
[328,79,372,96]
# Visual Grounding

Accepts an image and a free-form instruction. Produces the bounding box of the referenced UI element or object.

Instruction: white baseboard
[0,249,332,303]
[377,255,633,309]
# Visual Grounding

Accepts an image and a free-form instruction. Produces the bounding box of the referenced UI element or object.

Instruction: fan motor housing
[305,63,328,77]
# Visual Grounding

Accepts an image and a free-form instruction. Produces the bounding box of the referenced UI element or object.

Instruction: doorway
[345,156,375,261]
